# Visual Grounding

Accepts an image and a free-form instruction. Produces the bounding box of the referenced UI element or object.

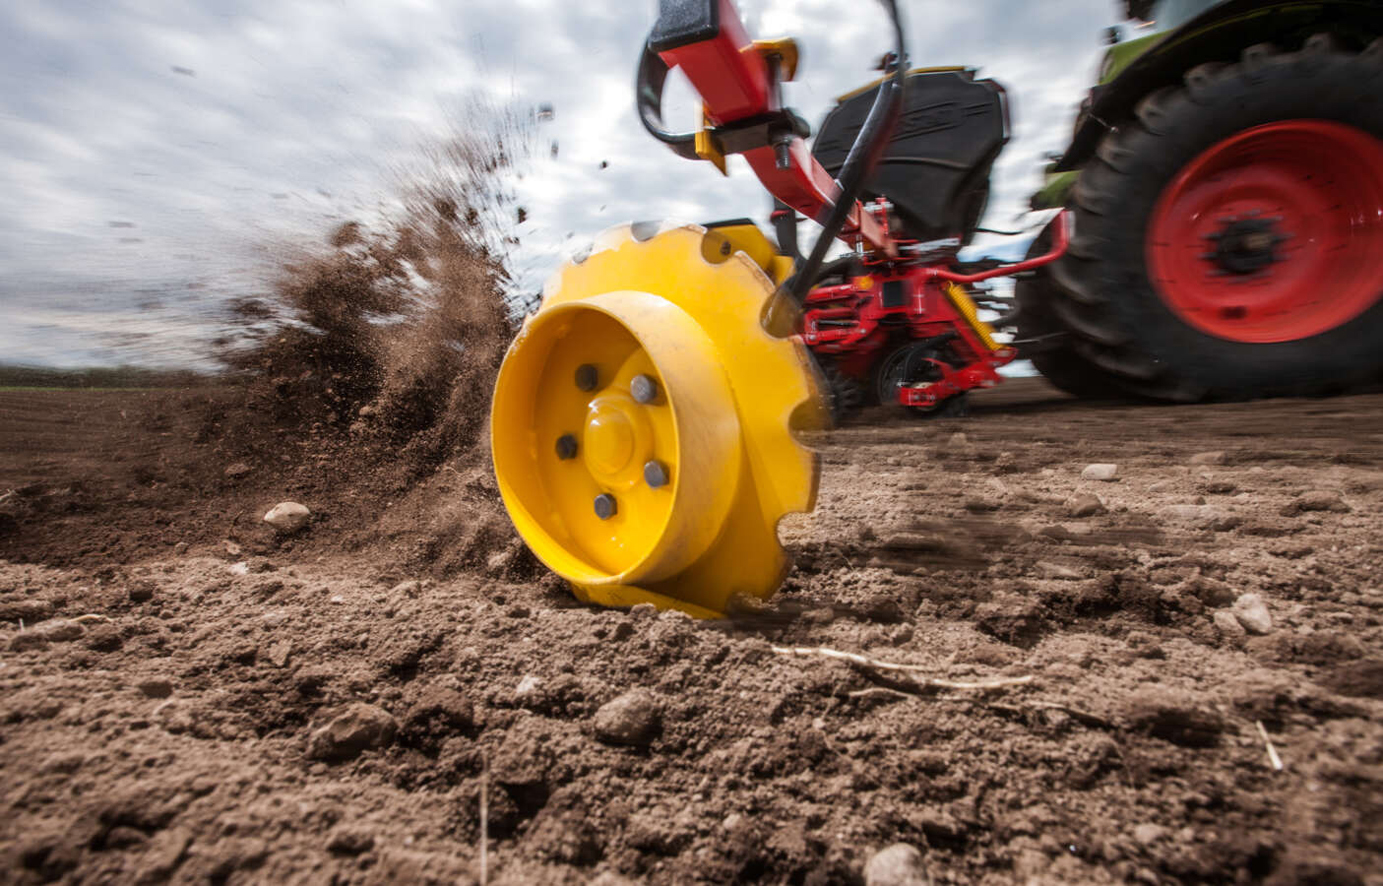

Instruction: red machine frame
[650,0,1069,411]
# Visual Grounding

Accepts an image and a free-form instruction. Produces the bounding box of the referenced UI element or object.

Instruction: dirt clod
[136,678,174,699]
[1124,686,1226,747]
[1068,492,1105,517]
[326,826,375,855]
[307,703,399,761]
[593,689,661,746]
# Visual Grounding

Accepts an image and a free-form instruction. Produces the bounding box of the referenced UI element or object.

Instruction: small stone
[1147,480,1177,494]
[515,674,543,701]
[172,542,189,556]
[263,501,311,533]
[593,689,661,746]
[137,828,191,881]
[1212,610,1247,639]
[1189,451,1227,466]
[326,826,375,855]
[628,603,658,620]
[329,594,345,604]
[722,813,744,831]
[948,432,968,446]
[864,842,929,886]
[389,580,423,598]
[485,548,513,575]
[266,640,291,668]
[1068,493,1105,518]
[224,462,252,478]
[223,540,242,557]
[36,620,84,642]
[128,580,157,603]
[1133,824,1168,846]
[307,704,398,762]
[1036,561,1084,581]
[1081,463,1118,482]
[1232,593,1273,635]
[137,678,174,699]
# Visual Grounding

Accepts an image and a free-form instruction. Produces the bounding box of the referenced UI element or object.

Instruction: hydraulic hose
[784,0,907,305]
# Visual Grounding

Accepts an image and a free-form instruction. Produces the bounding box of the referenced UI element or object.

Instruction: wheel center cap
[1205,216,1286,275]
[584,403,636,475]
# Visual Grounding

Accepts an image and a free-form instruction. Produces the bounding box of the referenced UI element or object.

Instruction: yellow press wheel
[490,222,823,618]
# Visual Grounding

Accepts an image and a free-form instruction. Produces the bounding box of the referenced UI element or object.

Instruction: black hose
[635,44,700,161]
[783,0,907,305]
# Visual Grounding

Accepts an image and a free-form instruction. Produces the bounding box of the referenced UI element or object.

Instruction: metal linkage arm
[638,0,898,260]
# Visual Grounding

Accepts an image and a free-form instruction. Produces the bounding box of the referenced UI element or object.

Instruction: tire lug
[575,364,599,392]
[555,434,578,460]
[593,494,617,520]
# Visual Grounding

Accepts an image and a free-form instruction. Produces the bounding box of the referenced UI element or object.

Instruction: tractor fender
[1055,0,1383,172]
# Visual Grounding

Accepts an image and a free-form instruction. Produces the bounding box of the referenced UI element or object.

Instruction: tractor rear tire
[1042,36,1383,401]
[1015,228,1128,399]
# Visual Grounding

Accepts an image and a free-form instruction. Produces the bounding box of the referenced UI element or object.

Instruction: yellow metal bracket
[695,105,727,175]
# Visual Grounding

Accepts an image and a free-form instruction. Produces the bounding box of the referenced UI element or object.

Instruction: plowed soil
[2,379,1381,885]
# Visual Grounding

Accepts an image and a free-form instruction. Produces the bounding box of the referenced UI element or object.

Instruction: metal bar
[926,212,1071,285]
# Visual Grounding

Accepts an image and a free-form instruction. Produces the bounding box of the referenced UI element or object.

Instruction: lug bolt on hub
[575,364,599,392]
[555,433,578,460]
[593,493,618,520]
[631,373,659,404]
[644,459,670,488]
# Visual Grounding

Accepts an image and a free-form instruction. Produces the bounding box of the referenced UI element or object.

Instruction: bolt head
[575,364,598,392]
[593,493,617,520]
[643,460,670,488]
[630,374,659,404]
[555,434,578,460]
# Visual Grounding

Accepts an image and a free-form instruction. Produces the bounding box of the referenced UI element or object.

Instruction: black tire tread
[1040,34,1383,402]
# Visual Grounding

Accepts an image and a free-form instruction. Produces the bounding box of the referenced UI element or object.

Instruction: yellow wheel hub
[490,222,823,618]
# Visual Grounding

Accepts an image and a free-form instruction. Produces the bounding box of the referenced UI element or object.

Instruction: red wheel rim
[1146,120,1383,343]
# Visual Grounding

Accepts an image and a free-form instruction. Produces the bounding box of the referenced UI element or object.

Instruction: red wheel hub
[1146,120,1383,343]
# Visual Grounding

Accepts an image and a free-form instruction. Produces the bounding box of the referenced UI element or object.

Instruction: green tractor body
[1020,0,1383,401]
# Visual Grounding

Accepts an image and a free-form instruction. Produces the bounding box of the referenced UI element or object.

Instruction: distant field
[0,365,214,390]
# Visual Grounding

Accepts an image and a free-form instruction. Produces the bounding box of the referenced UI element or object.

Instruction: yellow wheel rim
[491,223,822,617]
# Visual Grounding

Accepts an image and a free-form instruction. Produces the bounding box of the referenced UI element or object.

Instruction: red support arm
[654,0,893,253]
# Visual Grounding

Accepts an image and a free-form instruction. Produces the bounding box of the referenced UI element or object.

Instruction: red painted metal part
[800,211,1065,409]
[653,0,892,252]
[898,354,1015,408]
[656,0,769,122]
[651,2,1073,413]
[1147,120,1383,344]
[925,211,1070,284]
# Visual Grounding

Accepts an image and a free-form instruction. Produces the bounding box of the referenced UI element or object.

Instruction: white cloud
[1,0,1116,367]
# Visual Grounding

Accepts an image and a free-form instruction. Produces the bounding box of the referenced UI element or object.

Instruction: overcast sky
[0,0,1117,368]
